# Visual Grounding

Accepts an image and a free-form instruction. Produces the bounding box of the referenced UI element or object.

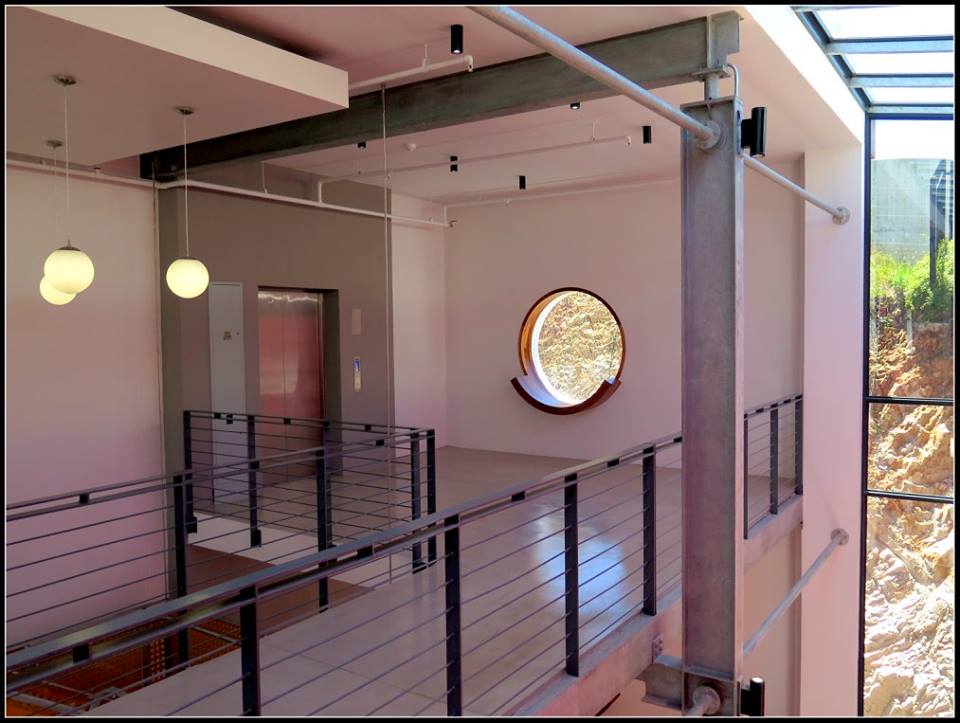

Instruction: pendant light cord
[63,83,71,248]
[182,111,191,257]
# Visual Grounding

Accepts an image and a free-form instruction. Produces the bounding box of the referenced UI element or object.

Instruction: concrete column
[679,96,745,715]
[799,146,863,715]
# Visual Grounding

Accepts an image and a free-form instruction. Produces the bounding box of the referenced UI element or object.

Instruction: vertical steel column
[410,432,425,572]
[444,516,463,715]
[182,411,197,533]
[769,407,780,515]
[171,473,189,666]
[743,416,750,539]
[794,399,803,495]
[246,415,261,547]
[239,586,261,715]
[316,449,330,610]
[427,430,438,565]
[680,96,744,716]
[642,446,658,615]
[563,473,580,675]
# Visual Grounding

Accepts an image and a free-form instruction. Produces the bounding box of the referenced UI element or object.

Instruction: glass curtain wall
[862,117,955,716]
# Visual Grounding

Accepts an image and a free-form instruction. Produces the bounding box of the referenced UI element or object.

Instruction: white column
[799,146,864,714]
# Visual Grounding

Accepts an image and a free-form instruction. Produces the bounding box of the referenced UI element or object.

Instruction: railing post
[410,432,425,572]
[563,473,580,676]
[171,473,189,666]
[743,416,750,539]
[444,515,462,716]
[247,415,262,547]
[182,411,197,533]
[427,430,438,565]
[769,407,779,515]
[642,446,657,616]
[794,399,803,496]
[239,586,261,715]
[316,448,330,610]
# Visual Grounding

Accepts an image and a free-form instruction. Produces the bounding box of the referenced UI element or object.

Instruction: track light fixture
[357,140,367,149]
[451,24,464,55]
[519,175,526,191]
[42,75,96,302]
[570,101,581,110]
[642,125,652,144]
[166,107,210,299]
[450,155,459,172]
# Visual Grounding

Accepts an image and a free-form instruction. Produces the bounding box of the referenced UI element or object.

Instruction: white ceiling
[5,5,862,202]
[4,6,346,166]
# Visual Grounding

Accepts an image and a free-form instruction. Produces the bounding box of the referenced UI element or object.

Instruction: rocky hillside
[863,323,954,716]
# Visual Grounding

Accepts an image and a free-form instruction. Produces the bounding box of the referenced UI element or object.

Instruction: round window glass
[528,290,624,405]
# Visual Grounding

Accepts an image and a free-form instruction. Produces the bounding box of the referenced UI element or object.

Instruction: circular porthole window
[511,288,625,414]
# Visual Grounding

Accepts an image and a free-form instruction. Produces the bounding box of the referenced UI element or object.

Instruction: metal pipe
[742,154,850,224]
[321,134,633,182]
[158,179,450,228]
[349,54,474,94]
[469,5,719,146]
[743,529,849,657]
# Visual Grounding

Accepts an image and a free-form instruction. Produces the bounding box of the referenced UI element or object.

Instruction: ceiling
[5,6,346,166]
[6,5,865,203]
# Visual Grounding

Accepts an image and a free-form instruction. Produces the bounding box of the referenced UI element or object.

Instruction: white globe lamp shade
[44,246,95,294]
[166,257,210,299]
[40,275,76,305]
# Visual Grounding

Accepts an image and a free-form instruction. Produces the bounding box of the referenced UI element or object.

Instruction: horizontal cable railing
[6,394,800,716]
[743,394,803,538]
[5,418,436,656]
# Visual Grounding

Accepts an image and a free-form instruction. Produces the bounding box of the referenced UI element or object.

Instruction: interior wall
[5,164,166,639]
[799,146,864,715]
[158,180,393,470]
[390,192,449,444]
[443,162,804,460]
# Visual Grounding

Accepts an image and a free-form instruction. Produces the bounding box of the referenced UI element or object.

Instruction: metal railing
[5,394,801,716]
[743,394,804,537]
[5,418,436,655]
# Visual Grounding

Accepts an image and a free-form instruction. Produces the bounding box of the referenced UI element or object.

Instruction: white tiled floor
[93,446,796,716]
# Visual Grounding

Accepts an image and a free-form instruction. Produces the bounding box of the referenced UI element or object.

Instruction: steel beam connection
[142,11,740,178]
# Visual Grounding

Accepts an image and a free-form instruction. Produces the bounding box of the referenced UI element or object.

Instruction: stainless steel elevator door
[258,290,324,460]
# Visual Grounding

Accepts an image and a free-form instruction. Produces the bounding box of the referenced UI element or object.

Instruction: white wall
[6,164,165,641]
[799,147,864,715]
[443,163,803,460]
[390,193,449,445]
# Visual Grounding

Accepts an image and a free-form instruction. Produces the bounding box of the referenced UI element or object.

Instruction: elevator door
[258,290,325,459]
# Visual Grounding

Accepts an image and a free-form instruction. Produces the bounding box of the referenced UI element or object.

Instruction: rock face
[864,323,954,716]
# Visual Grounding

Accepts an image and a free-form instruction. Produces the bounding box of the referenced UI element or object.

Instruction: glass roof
[793,4,955,116]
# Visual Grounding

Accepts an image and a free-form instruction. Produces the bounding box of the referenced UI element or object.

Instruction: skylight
[793,4,955,116]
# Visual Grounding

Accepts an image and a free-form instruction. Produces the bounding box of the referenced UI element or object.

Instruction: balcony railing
[5,394,801,716]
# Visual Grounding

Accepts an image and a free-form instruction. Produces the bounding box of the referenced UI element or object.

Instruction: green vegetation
[872,238,954,324]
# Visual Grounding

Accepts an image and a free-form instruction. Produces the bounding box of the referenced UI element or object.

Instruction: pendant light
[40,138,76,305]
[165,107,210,299]
[43,75,96,296]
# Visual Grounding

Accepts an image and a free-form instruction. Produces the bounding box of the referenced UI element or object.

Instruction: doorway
[257,288,325,459]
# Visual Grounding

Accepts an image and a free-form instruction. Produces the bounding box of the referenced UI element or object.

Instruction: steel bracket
[640,656,742,715]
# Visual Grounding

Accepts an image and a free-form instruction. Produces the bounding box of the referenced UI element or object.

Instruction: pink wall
[443,164,804,460]
[390,193,449,445]
[799,147,864,714]
[6,165,166,642]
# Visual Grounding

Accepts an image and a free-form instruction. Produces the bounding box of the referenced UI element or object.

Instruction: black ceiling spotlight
[518,175,526,190]
[451,24,464,55]
[642,125,652,144]
[570,101,581,110]
[450,155,459,172]
[357,140,367,149]
[740,107,767,158]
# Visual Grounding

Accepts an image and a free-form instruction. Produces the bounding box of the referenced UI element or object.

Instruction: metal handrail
[6,427,430,518]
